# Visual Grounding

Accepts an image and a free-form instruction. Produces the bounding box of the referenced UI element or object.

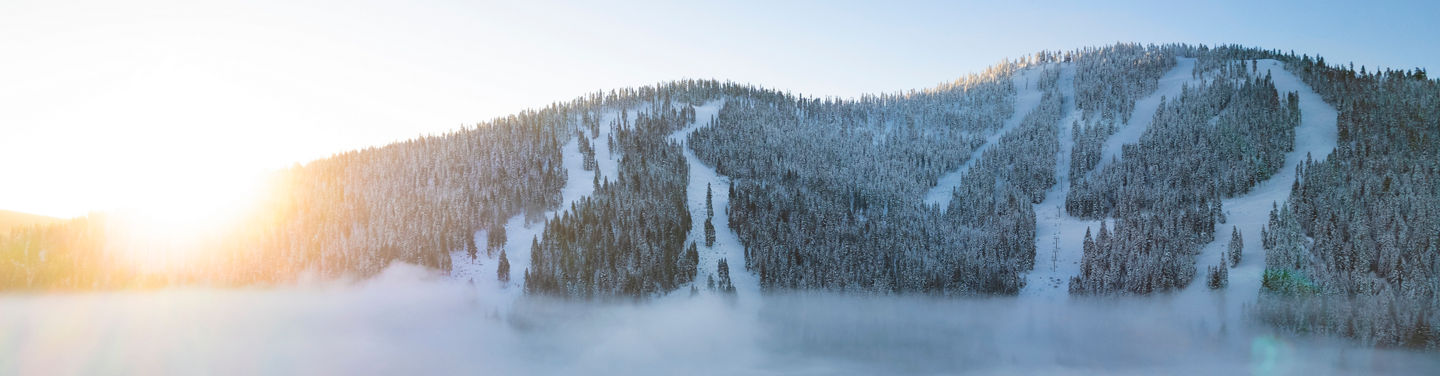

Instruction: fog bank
[1,264,1435,375]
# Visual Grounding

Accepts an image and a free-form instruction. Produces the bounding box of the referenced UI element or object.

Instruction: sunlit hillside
[3,1,1438,374]
[0,210,61,234]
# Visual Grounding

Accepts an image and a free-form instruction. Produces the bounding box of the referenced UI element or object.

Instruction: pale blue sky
[2,0,1434,217]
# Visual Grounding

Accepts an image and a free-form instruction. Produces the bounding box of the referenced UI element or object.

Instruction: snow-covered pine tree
[497,249,510,284]
[467,231,479,260]
[487,222,507,256]
[1229,227,1243,267]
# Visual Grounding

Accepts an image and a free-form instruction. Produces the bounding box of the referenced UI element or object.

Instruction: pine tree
[684,242,699,276]
[487,222,508,256]
[530,236,542,269]
[1261,225,1271,250]
[717,258,735,293]
[1208,258,1228,289]
[467,231,479,260]
[704,218,716,247]
[497,249,511,284]
[706,183,714,218]
[1229,227,1244,267]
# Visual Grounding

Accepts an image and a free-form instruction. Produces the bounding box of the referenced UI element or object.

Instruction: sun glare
[108,169,269,268]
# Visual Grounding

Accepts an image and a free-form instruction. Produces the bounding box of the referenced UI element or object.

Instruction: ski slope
[923,66,1050,212]
[1021,57,1199,299]
[448,108,630,313]
[450,100,761,311]
[666,100,762,310]
[1089,57,1198,176]
[1172,59,1339,328]
[1017,62,1094,299]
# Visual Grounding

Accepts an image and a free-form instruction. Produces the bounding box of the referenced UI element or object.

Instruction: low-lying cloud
[0,264,1435,375]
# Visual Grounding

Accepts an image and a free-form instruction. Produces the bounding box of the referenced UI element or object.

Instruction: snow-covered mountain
[3,43,1436,349]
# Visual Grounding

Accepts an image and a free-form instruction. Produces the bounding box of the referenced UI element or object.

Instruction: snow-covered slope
[450,101,761,311]
[1018,62,1084,298]
[448,108,630,312]
[1172,59,1339,327]
[1088,57,1198,176]
[923,66,1049,211]
[666,101,762,309]
[448,56,1333,319]
[1021,57,1199,299]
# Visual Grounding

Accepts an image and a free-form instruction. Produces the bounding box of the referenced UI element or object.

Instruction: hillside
[0,210,60,233]
[0,43,1435,349]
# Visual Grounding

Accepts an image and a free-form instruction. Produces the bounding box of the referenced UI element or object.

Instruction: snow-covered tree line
[0,215,112,289]
[524,105,700,298]
[1067,118,1116,182]
[1069,64,1301,294]
[1072,43,1177,124]
[930,77,1067,292]
[689,61,1031,294]
[5,45,1435,352]
[1067,43,1224,183]
[0,107,574,287]
[0,45,1186,291]
[948,74,1063,207]
[0,80,733,289]
[228,83,730,285]
[1256,54,1439,349]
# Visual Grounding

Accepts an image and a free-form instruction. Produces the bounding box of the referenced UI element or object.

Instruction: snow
[447,107,628,314]
[1014,56,1334,310]
[1088,57,1199,176]
[0,62,1389,375]
[1012,56,1342,333]
[665,100,762,310]
[1019,62,1092,299]
[592,106,629,183]
[922,65,1050,211]
[1171,59,1339,328]
[448,101,761,311]
[1021,57,1200,299]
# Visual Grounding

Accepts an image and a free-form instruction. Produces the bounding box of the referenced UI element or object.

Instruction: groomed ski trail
[1021,57,1200,299]
[448,108,631,314]
[1089,57,1198,176]
[665,100,762,310]
[1172,59,1338,330]
[923,66,1050,212]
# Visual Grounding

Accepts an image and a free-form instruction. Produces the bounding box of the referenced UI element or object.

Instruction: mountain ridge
[1,43,1435,348]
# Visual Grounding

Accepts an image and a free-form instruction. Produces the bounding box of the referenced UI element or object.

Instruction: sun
[108,168,270,268]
